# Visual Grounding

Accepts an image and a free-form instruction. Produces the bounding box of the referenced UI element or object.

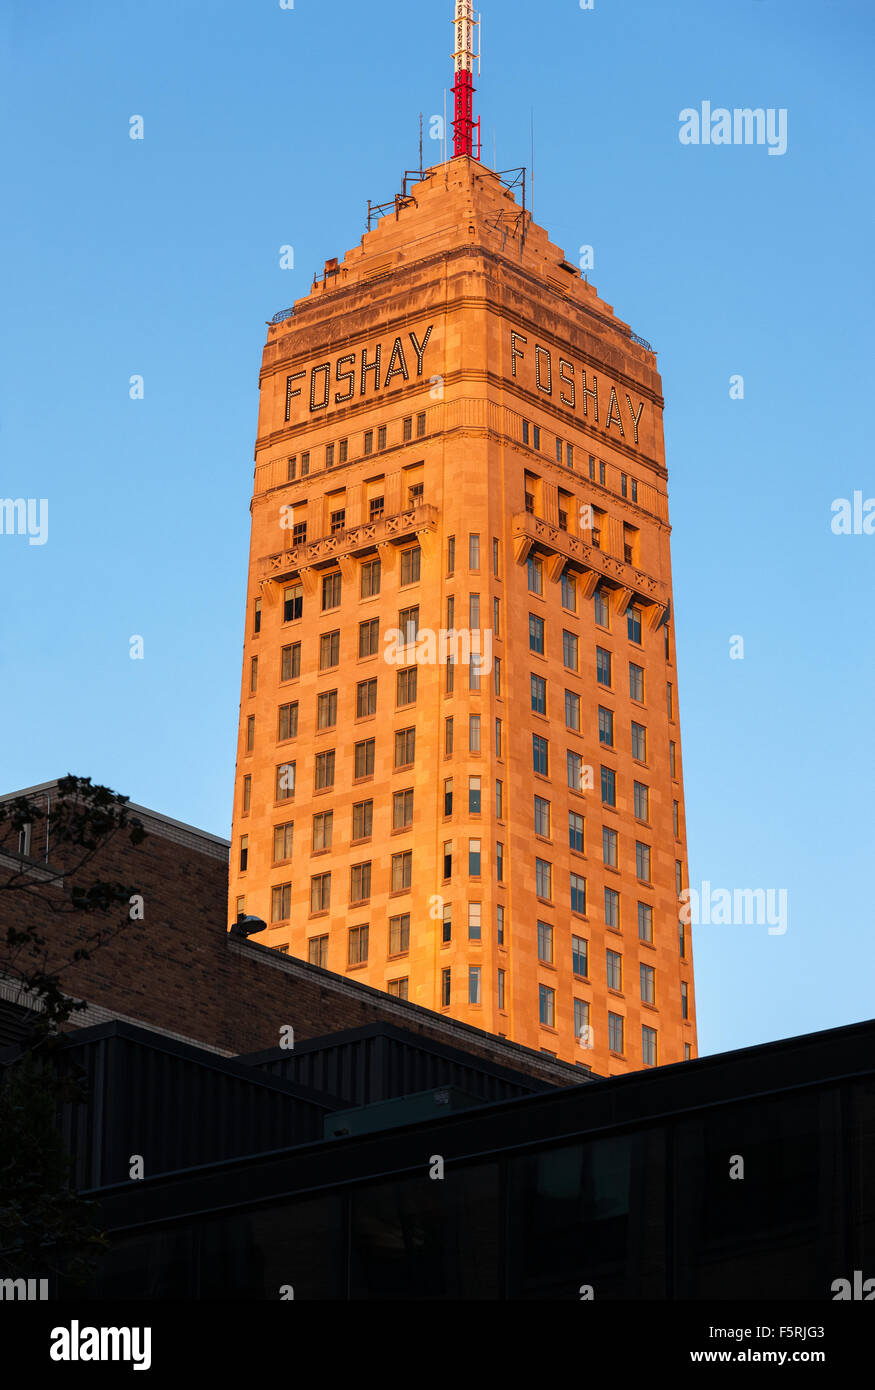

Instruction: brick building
[230,154,697,1072]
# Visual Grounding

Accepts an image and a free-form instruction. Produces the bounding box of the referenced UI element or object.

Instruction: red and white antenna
[451,1,481,159]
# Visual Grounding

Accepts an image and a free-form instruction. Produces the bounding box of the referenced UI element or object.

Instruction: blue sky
[1,0,872,1058]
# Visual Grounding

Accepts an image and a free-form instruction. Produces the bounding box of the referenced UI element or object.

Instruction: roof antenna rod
[451,2,482,159]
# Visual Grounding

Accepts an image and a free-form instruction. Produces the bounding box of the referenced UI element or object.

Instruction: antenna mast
[451,2,481,159]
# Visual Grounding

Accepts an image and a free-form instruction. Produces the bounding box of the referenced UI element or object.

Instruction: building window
[443,840,453,880]
[667,682,674,718]
[416,412,426,437]
[396,666,418,707]
[636,842,652,883]
[679,918,686,958]
[241,775,252,815]
[468,715,481,753]
[496,842,504,881]
[468,838,482,876]
[676,860,684,896]
[441,968,451,1007]
[642,1025,658,1067]
[377,425,387,450]
[530,673,547,715]
[605,887,620,928]
[629,662,645,702]
[276,763,296,800]
[570,872,586,915]
[352,799,373,841]
[467,776,482,815]
[640,963,655,1005]
[534,795,551,837]
[537,921,553,964]
[392,788,414,832]
[271,883,292,923]
[469,967,482,1005]
[539,983,555,1027]
[498,968,506,1011]
[681,981,689,1019]
[394,727,416,768]
[317,690,338,731]
[638,901,653,943]
[400,546,421,585]
[281,643,301,681]
[495,717,503,758]
[308,935,328,968]
[627,606,642,644]
[326,443,335,470]
[389,913,410,955]
[565,690,581,731]
[469,533,480,570]
[364,430,373,455]
[284,583,303,623]
[310,873,331,914]
[292,521,307,545]
[535,858,553,901]
[601,766,616,807]
[349,862,372,905]
[319,630,340,670]
[497,904,505,945]
[594,587,610,628]
[314,750,335,791]
[361,558,381,598]
[271,822,294,863]
[529,613,545,654]
[369,496,384,522]
[354,738,376,779]
[670,741,677,778]
[359,618,380,658]
[634,782,650,822]
[495,778,503,819]
[562,630,579,671]
[606,949,622,991]
[533,735,549,776]
[356,678,377,718]
[348,924,369,966]
[239,835,249,873]
[468,902,482,940]
[391,850,413,892]
[572,934,588,978]
[445,716,454,755]
[598,706,614,747]
[567,749,584,791]
[249,656,258,693]
[301,452,310,476]
[447,535,456,575]
[569,811,584,853]
[246,715,255,752]
[388,977,409,1000]
[673,800,680,837]
[631,721,647,762]
[596,647,612,687]
[339,439,348,464]
[527,556,543,595]
[276,702,298,742]
[493,537,500,577]
[603,826,618,868]
[398,605,420,645]
[254,598,262,634]
[313,811,333,852]
[561,572,577,612]
[573,998,590,1045]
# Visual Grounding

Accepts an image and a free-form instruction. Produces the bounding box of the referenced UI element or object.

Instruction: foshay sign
[510,331,648,446]
[285,325,435,422]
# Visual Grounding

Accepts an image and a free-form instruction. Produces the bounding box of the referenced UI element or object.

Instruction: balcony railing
[512,510,667,610]
[260,502,439,580]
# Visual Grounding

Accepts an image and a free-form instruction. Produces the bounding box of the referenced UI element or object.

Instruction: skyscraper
[229,4,696,1074]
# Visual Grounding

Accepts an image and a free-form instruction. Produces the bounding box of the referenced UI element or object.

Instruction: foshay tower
[230,2,697,1074]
